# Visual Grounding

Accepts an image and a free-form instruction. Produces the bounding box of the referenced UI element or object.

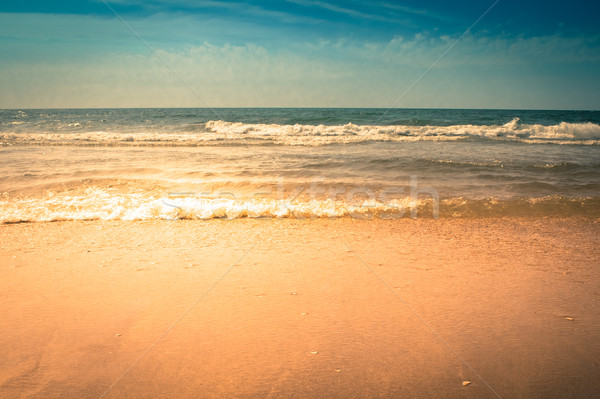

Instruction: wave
[1,189,598,223]
[2,118,600,146]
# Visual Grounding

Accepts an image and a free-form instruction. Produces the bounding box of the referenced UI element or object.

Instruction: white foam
[0,190,430,223]
[1,189,597,223]
[2,119,599,146]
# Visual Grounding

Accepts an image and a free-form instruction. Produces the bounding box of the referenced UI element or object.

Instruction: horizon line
[2,106,599,112]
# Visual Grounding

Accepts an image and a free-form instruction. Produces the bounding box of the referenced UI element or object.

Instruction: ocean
[1,108,599,222]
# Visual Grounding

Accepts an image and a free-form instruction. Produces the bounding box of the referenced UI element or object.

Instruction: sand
[1,218,599,398]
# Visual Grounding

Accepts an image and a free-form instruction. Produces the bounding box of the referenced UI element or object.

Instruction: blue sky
[1,0,599,109]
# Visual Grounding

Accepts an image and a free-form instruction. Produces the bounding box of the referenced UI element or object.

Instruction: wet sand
[1,218,599,398]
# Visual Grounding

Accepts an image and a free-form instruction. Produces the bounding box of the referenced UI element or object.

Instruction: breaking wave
[2,118,600,146]
[1,189,598,223]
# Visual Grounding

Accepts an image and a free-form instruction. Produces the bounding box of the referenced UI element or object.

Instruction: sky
[1,0,599,109]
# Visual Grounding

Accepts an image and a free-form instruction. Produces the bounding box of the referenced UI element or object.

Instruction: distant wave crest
[2,118,600,146]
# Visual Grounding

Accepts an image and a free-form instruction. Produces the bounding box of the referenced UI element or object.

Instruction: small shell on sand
[335,369,342,373]
[565,316,574,321]
[462,381,471,386]
[291,292,297,295]
[310,351,318,354]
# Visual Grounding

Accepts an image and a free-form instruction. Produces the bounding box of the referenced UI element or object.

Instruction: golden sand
[1,218,599,398]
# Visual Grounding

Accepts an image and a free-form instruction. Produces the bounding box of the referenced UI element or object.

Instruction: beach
[1,217,599,398]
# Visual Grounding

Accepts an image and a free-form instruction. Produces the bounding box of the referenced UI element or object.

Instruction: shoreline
[1,217,599,398]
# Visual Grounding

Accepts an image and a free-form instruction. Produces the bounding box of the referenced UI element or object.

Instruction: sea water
[1,108,599,221]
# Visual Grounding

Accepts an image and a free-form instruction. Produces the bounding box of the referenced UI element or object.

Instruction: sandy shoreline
[1,218,599,398]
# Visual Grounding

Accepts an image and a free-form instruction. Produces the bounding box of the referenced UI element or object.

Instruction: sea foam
[1,189,598,223]
[2,118,599,146]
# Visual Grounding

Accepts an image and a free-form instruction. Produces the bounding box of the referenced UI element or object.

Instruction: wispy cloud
[95,0,325,24]
[378,2,456,23]
[284,0,406,23]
